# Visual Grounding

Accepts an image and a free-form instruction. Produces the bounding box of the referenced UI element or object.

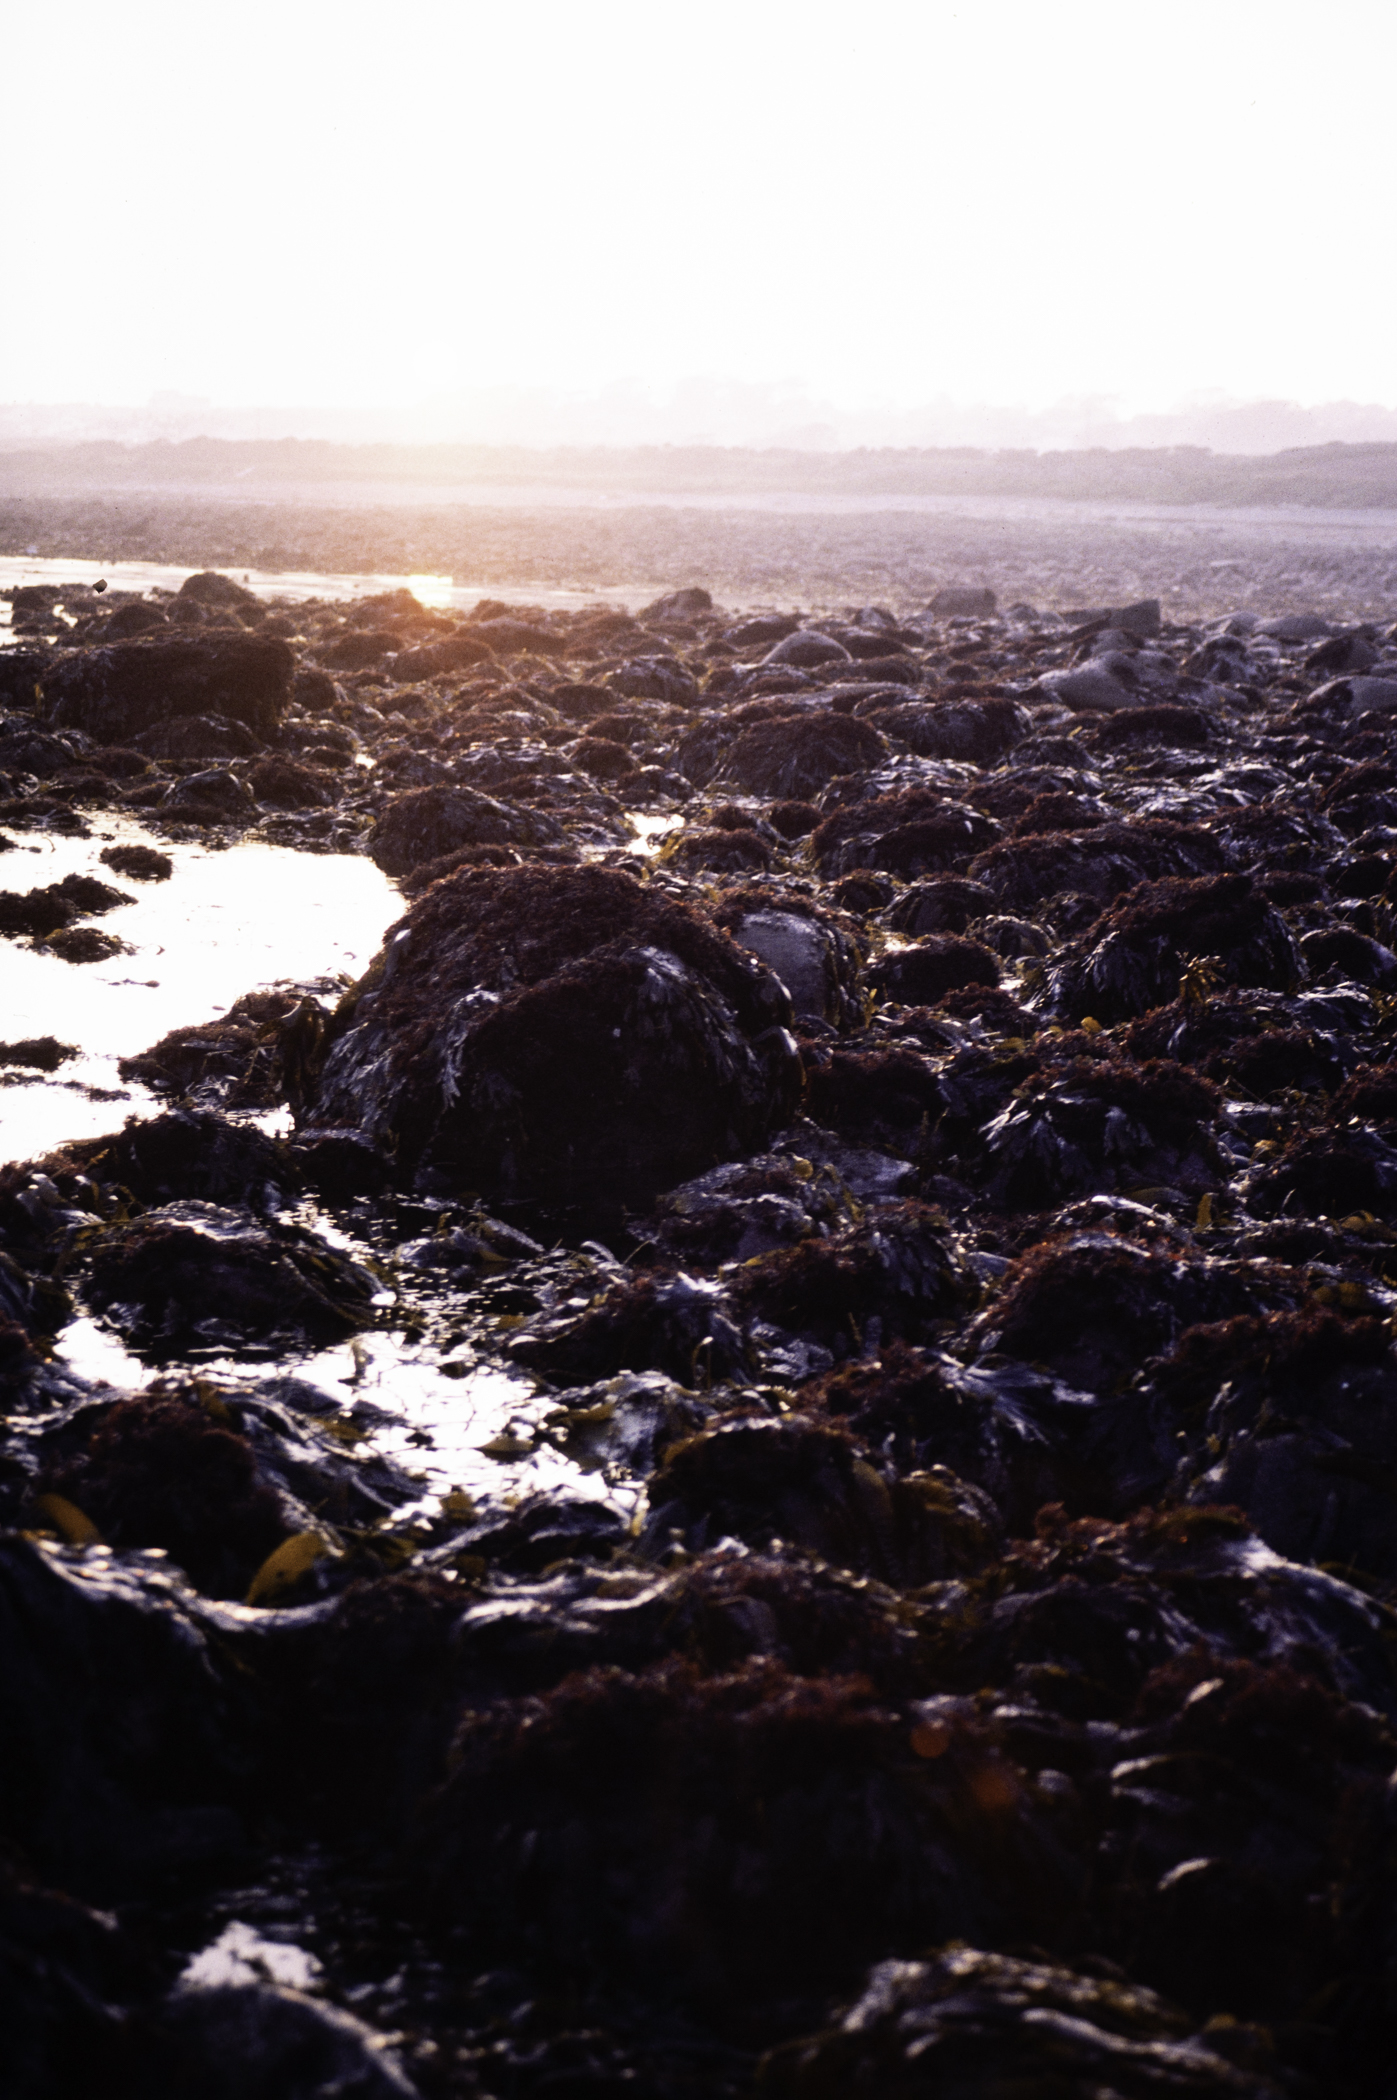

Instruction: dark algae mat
[5,570,1397,2095]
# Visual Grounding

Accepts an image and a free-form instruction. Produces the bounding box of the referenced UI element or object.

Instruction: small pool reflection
[0,821,398,1161]
[54,1315,638,1519]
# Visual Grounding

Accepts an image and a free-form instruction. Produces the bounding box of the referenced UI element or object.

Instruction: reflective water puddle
[0,820,399,1159]
[56,1313,638,1521]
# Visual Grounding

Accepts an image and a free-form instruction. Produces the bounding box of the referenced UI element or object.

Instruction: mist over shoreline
[9,432,1397,514]
[8,385,1397,461]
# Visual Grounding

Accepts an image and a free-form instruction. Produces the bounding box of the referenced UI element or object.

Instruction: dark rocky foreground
[7,571,1397,2093]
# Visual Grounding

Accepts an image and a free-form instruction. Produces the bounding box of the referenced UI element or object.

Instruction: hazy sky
[6,0,1395,420]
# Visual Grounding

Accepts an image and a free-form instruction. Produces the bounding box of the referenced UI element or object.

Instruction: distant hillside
[6,436,1397,508]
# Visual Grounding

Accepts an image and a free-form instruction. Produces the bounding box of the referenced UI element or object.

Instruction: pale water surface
[0,554,657,622]
[0,821,398,1159]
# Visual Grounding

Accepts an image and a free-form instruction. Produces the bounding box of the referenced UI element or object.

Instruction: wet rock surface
[9,571,1397,2093]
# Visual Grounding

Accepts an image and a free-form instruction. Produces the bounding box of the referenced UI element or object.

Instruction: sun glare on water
[406,573,456,609]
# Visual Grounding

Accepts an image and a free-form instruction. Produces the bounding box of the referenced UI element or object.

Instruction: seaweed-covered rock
[0,1534,256,1897]
[509,1268,748,1387]
[979,1055,1223,1208]
[310,865,801,1214]
[99,841,172,881]
[867,934,999,1006]
[637,1152,860,1266]
[415,1654,1076,2011]
[761,1945,1285,2098]
[1086,701,1216,749]
[730,1204,976,1364]
[799,1042,944,1154]
[133,713,261,761]
[1162,1312,1397,1574]
[814,789,1000,879]
[971,820,1230,913]
[1241,1124,1397,1220]
[1047,874,1300,1025]
[41,635,294,744]
[0,871,131,941]
[244,755,335,809]
[118,981,331,1108]
[719,712,887,798]
[884,877,997,936]
[606,656,700,704]
[82,1202,380,1354]
[804,1342,1076,1533]
[641,1413,1002,1583]
[161,767,257,823]
[1300,922,1397,986]
[38,1394,291,1598]
[1122,991,1352,1095]
[390,629,495,679]
[1100,1651,1395,2032]
[977,1234,1242,1392]
[669,824,772,873]
[936,1503,1397,1724]
[863,695,1028,764]
[364,783,561,876]
[0,723,84,777]
[72,1110,291,1209]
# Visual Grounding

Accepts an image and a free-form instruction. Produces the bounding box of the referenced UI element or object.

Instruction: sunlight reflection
[405,572,457,609]
[0,822,397,1160]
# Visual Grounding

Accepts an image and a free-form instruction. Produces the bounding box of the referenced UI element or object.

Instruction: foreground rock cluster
[6,571,1397,2093]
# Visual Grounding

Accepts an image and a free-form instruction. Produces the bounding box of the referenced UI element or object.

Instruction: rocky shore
[5,568,1397,2095]
[6,486,1397,618]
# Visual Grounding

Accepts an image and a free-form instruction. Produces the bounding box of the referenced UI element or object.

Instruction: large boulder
[0,1534,255,1898]
[41,634,294,744]
[813,788,1000,879]
[1046,873,1301,1025]
[1039,662,1149,711]
[177,570,260,610]
[719,712,887,798]
[928,584,996,617]
[1165,1311,1397,1578]
[310,865,802,1212]
[861,695,1028,764]
[364,785,562,877]
[764,630,851,668]
[411,1653,1076,2011]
